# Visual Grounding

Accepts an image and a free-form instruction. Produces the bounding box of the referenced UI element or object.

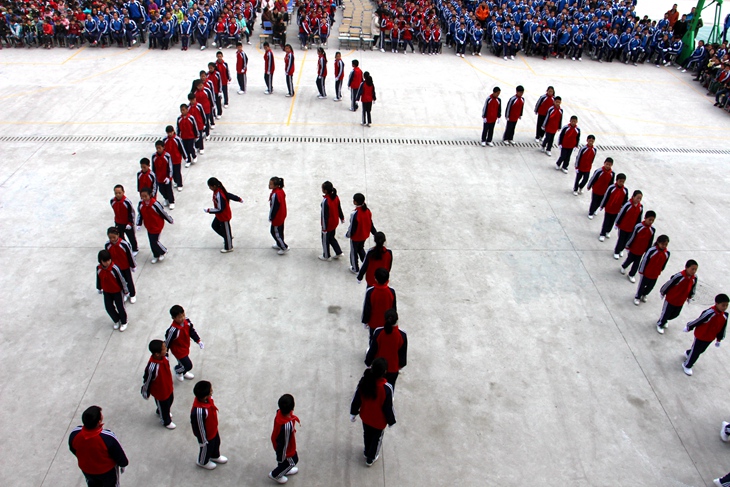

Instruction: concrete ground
[1,25,729,487]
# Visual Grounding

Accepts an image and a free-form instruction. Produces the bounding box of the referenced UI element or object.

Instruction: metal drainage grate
[0,135,728,155]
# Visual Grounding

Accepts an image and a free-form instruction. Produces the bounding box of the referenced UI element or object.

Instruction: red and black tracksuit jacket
[110,196,136,226]
[69,426,128,476]
[208,189,242,222]
[152,151,173,183]
[216,59,231,85]
[96,264,128,294]
[600,184,628,214]
[236,50,249,74]
[191,398,218,442]
[365,325,408,373]
[638,245,670,279]
[347,206,376,242]
[587,168,614,195]
[358,247,393,286]
[164,135,187,165]
[334,59,344,80]
[505,95,524,122]
[661,270,697,306]
[625,222,655,255]
[321,194,344,231]
[558,124,580,149]
[350,377,396,429]
[482,94,501,123]
[534,94,554,116]
[137,169,158,196]
[105,239,135,271]
[686,306,728,342]
[137,198,173,233]
[141,354,173,400]
[177,114,200,140]
[271,410,300,461]
[265,50,275,74]
[574,146,597,172]
[165,318,201,360]
[269,188,287,226]
[615,201,643,232]
[541,106,563,134]
[362,283,397,331]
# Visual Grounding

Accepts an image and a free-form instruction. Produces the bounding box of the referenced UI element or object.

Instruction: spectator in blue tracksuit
[512,28,522,55]
[502,25,513,58]
[556,25,570,57]
[681,40,705,72]
[627,34,642,64]
[84,15,99,45]
[148,17,160,48]
[180,15,192,50]
[723,12,730,43]
[160,18,172,49]
[196,16,208,50]
[639,30,652,62]
[531,26,542,56]
[472,23,483,55]
[110,14,125,46]
[603,28,619,62]
[123,17,138,47]
[455,22,467,56]
[666,37,683,66]
[540,27,553,59]
[654,34,671,66]
[618,27,632,61]
[492,23,503,55]
[571,28,584,60]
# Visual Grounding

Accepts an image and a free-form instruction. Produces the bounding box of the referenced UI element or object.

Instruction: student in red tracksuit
[598,174,627,240]
[333,51,345,101]
[316,47,328,98]
[269,176,289,254]
[502,85,524,144]
[136,187,174,263]
[634,235,670,306]
[105,227,136,303]
[69,406,129,486]
[206,64,224,119]
[555,115,580,172]
[215,51,231,107]
[480,86,501,147]
[540,97,563,156]
[348,59,363,111]
[165,304,204,381]
[284,44,295,97]
[152,140,175,208]
[141,339,176,429]
[357,232,393,286]
[194,80,214,134]
[620,211,656,281]
[365,309,407,387]
[199,72,219,124]
[187,93,208,155]
[356,71,377,126]
[164,126,188,192]
[572,135,597,194]
[347,192,377,273]
[269,394,301,483]
[110,184,138,252]
[681,294,729,376]
[362,268,397,339]
[320,180,345,261]
[349,358,396,467]
[137,158,158,197]
[204,177,243,253]
[96,249,128,331]
[191,381,228,470]
[263,42,275,94]
[656,260,698,334]
[177,105,200,167]
[587,158,614,219]
[534,85,555,140]
[235,42,249,94]
[612,190,643,259]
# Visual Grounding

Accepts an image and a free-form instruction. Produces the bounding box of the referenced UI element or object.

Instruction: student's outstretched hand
[716,341,722,348]
[126,225,132,230]
[350,414,357,422]
[97,289,103,294]
[136,226,142,232]
[497,118,501,124]
[199,341,205,349]
[683,325,690,333]
[203,208,209,213]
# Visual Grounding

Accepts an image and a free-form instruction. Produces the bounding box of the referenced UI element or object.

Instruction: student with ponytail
[269,177,289,255]
[362,268,397,339]
[349,357,396,467]
[346,193,377,273]
[320,181,345,261]
[365,309,407,387]
[204,178,243,253]
[357,232,393,286]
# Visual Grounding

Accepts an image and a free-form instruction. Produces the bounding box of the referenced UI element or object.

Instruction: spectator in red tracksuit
[480,86,501,147]
[634,235,670,306]
[612,190,643,259]
[141,339,176,429]
[320,181,345,260]
[269,394,301,483]
[191,381,228,470]
[656,260,698,334]
[137,158,158,197]
[681,294,729,376]
[136,187,174,264]
[177,105,200,166]
[263,42,275,94]
[333,51,345,101]
[598,174,627,240]
[365,309,407,387]
[284,44,295,97]
[350,358,396,467]
[362,268,397,339]
[69,406,129,486]
[348,59,363,111]
[164,126,188,192]
[105,227,136,303]
[587,159,615,219]
[357,232,393,286]
[269,176,289,254]
[215,51,231,107]
[165,304,204,381]
[96,249,128,331]
[206,64,224,119]
[152,140,175,209]
[204,177,243,253]
[540,97,563,156]
[534,85,555,140]
[347,192,377,273]
[356,71,377,126]
[187,93,208,155]
[110,184,138,252]
[235,42,249,94]
[316,47,328,98]
[555,115,580,172]
[620,211,656,281]
[573,135,596,194]
[502,85,524,144]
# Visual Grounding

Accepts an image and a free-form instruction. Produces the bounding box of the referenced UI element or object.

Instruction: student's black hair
[357,358,387,399]
[685,259,698,268]
[199,70,207,77]
[353,193,367,210]
[107,226,120,236]
[363,71,373,86]
[570,115,578,121]
[656,234,669,244]
[149,339,164,354]
[236,41,242,47]
[140,157,151,166]
[98,249,112,263]
[616,173,626,181]
[631,190,642,197]
[352,59,359,67]
[169,305,184,318]
[140,187,153,196]
[492,86,500,93]
[374,267,389,285]
[318,47,327,60]
[187,92,196,100]
[546,85,555,93]
[384,308,398,335]
[278,394,295,414]
[372,232,386,259]
[207,177,228,194]
[335,51,341,56]
[208,62,216,68]
[192,79,202,92]
[587,134,596,140]
[270,176,284,189]
[322,180,337,198]
[263,41,270,47]
[193,380,212,400]
[166,125,175,133]
[554,96,562,101]
[114,184,125,192]
[155,140,164,148]
[215,50,222,56]
[516,85,524,92]
[645,210,656,219]
[716,294,730,304]
[81,405,102,429]
[180,103,189,110]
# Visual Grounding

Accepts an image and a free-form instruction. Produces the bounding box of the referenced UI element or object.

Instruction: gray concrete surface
[1,34,729,487]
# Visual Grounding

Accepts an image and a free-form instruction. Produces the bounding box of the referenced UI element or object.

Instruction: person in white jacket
[371,12,380,50]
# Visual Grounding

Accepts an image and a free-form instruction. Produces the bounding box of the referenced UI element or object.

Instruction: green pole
[679,0,705,63]
[707,0,723,43]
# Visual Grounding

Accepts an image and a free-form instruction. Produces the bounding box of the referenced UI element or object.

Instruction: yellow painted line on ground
[286,50,307,126]
[462,57,512,86]
[570,103,726,131]
[61,46,87,64]
[664,65,715,103]
[519,55,537,75]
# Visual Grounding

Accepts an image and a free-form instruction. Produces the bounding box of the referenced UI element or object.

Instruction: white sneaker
[682,363,693,376]
[184,372,195,379]
[640,295,647,303]
[715,480,724,487]
[277,248,289,255]
[554,164,561,171]
[177,186,183,192]
[151,257,159,264]
[185,162,191,168]
[123,294,129,302]
[176,373,184,382]
[510,55,514,60]
[197,461,217,470]
[224,104,229,109]
[503,56,508,60]
[598,236,605,242]
[158,254,165,261]
[318,255,331,261]
[620,251,625,257]
[605,232,611,238]
[588,214,594,220]
[535,137,541,143]
[165,422,176,429]
[272,244,281,250]
[620,266,626,274]
[546,151,551,156]
[268,472,287,483]
[656,325,664,334]
[366,454,380,466]
[613,253,620,260]
[573,191,578,196]
[628,274,636,283]
[169,203,175,210]
[130,296,137,304]
[199,149,205,154]
[215,116,221,120]
[349,267,358,274]
[721,422,730,442]
[633,298,640,306]
[119,323,128,332]
[200,45,206,50]
[561,168,568,174]
[132,251,138,256]
[578,188,583,194]
[113,322,120,330]
[238,90,245,94]
[220,248,233,253]
[572,57,575,61]
[332,253,342,259]
[192,157,197,163]
[578,57,582,61]
[211,455,228,464]
[487,142,494,147]
[480,141,486,147]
